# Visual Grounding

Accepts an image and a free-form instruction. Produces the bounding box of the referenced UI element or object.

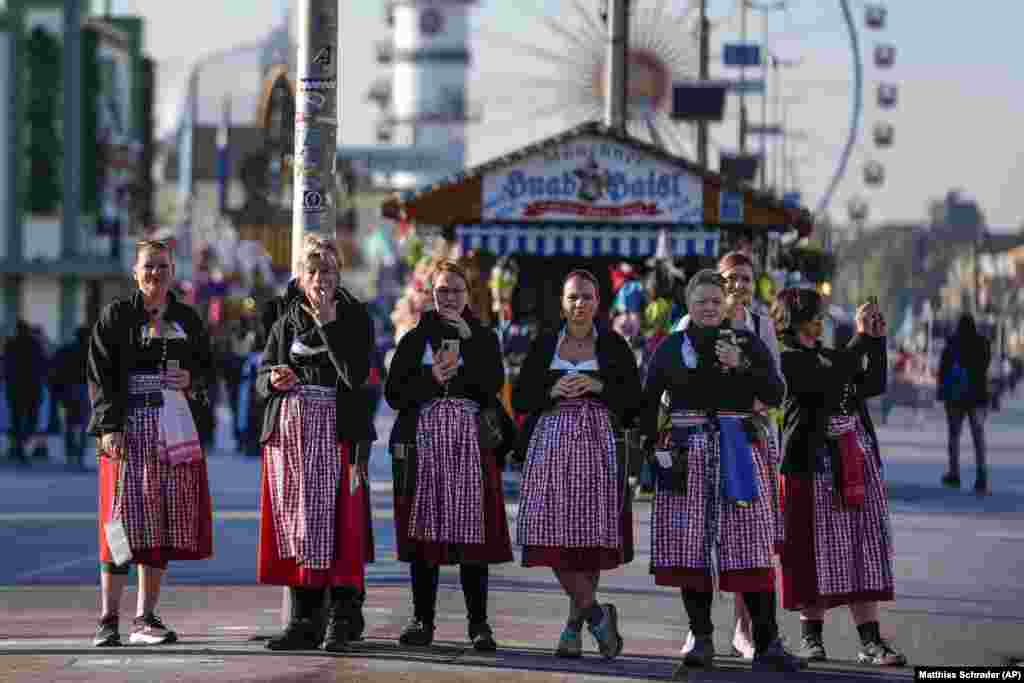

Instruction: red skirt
[394,449,513,566]
[521,489,634,571]
[779,422,895,609]
[98,455,213,567]
[258,440,369,588]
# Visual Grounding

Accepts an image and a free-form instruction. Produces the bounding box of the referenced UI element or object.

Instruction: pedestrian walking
[937,313,992,494]
[642,269,799,673]
[52,326,92,469]
[385,260,513,651]
[88,239,215,647]
[512,269,639,661]
[774,288,907,666]
[4,320,46,465]
[256,236,375,652]
[672,251,786,660]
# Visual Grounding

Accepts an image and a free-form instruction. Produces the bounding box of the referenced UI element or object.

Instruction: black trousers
[410,560,488,626]
[945,403,987,481]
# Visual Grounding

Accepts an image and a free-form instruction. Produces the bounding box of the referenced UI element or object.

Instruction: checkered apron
[517,399,621,550]
[113,374,205,554]
[651,410,777,582]
[812,415,894,597]
[263,385,342,570]
[409,398,485,544]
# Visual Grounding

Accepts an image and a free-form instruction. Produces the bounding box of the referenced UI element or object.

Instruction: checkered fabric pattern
[516,399,621,549]
[813,416,894,597]
[651,427,776,578]
[263,385,342,570]
[409,399,485,544]
[114,375,205,554]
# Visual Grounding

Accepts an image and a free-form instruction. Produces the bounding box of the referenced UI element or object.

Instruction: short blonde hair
[297,234,340,272]
[135,239,173,265]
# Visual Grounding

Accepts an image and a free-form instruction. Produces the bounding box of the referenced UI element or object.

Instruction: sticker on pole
[303,189,328,213]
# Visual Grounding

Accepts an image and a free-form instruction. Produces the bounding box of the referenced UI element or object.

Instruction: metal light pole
[697,0,710,168]
[291,0,340,276]
[604,0,629,135]
[283,0,340,627]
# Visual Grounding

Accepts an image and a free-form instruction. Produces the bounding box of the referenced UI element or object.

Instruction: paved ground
[1,396,1023,682]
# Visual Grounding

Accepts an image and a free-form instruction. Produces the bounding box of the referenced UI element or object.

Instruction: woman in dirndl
[513,269,640,660]
[256,236,375,652]
[89,239,215,647]
[774,288,907,666]
[385,260,513,651]
[642,269,801,673]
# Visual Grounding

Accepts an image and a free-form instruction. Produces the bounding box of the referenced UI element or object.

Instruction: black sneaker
[265,618,321,651]
[753,638,805,672]
[858,638,907,666]
[799,634,827,661]
[321,613,352,653]
[347,608,366,642]
[398,618,434,647]
[468,621,497,652]
[681,635,715,668]
[941,473,961,488]
[93,616,121,647]
[974,480,990,496]
[129,613,178,645]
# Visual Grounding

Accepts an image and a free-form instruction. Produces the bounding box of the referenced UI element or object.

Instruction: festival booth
[381,121,812,327]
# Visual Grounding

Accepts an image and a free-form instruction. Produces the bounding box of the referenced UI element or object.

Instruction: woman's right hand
[431,356,457,384]
[270,365,299,391]
[101,432,125,460]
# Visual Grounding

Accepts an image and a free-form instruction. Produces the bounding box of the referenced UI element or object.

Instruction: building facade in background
[0,0,152,343]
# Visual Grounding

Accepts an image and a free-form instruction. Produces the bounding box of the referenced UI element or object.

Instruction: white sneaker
[680,629,696,655]
[128,613,178,645]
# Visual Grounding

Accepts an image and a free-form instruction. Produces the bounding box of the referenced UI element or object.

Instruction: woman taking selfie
[773,288,906,666]
[89,240,214,647]
[513,269,641,661]
[385,261,512,651]
[642,269,799,672]
[256,236,375,652]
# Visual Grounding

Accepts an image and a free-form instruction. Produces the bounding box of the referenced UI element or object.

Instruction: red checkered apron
[651,410,777,593]
[98,374,213,565]
[779,415,895,609]
[263,386,344,569]
[517,399,622,554]
[409,398,485,544]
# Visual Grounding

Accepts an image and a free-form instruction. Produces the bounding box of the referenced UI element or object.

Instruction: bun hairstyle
[717,250,754,274]
[684,268,727,303]
[773,287,824,332]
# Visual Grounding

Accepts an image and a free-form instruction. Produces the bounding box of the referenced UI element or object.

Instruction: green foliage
[24,27,63,214]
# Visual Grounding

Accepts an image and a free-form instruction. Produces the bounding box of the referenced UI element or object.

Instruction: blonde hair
[135,239,173,264]
[297,234,341,272]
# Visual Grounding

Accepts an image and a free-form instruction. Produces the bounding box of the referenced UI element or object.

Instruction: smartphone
[166,359,180,371]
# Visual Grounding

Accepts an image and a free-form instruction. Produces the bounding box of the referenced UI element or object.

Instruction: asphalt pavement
[1,396,1022,682]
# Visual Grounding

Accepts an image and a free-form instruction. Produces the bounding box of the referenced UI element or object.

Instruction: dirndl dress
[779,414,895,609]
[393,397,513,565]
[258,384,369,588]
[518,397,633,570]
[651,410,780,593]
[98,374,213,568]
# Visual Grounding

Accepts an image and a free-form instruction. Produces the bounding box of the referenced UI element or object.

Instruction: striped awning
[457,224,719,258]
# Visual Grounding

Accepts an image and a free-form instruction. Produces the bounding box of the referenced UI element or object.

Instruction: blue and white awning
[456,224,719,258]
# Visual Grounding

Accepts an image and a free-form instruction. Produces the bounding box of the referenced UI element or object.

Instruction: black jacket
[936,335,991,406]
[513,323,642,455]
[778,333,886,475]
[261,278,303,337]
[87,291,215,436]
[257,286,375,444]
[385,309,504,449]
[640,325,784,442]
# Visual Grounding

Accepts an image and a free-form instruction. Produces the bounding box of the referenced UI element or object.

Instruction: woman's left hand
[715,340,742,369]
[856,303,887,337]
[440,311,472,339]
[164,367,191,390]
[568,375,604,397]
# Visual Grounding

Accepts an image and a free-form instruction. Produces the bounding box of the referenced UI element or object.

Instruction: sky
[108,0,1024,232]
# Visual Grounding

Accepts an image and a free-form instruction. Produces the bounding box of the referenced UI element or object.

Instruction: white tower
[372,0,477,189]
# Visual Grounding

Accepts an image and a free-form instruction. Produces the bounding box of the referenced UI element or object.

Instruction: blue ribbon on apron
[718,416,759,505]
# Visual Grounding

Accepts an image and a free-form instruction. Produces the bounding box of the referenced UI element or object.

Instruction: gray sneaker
[93,617,121,647]
[128,613,178,645]
[554,623,582,658]
[858,638,907,666]
[799,634,827,661]
[587,604,624,660]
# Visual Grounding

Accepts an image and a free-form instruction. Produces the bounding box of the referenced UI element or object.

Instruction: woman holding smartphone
[89,239,215,647]
[385,260,512,651]
[256,236,375,652]
[513,269,641,661]
[773,289,906,666]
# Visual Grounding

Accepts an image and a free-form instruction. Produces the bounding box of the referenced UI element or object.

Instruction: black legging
[410,560,488,625]
[683,590,779,653]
